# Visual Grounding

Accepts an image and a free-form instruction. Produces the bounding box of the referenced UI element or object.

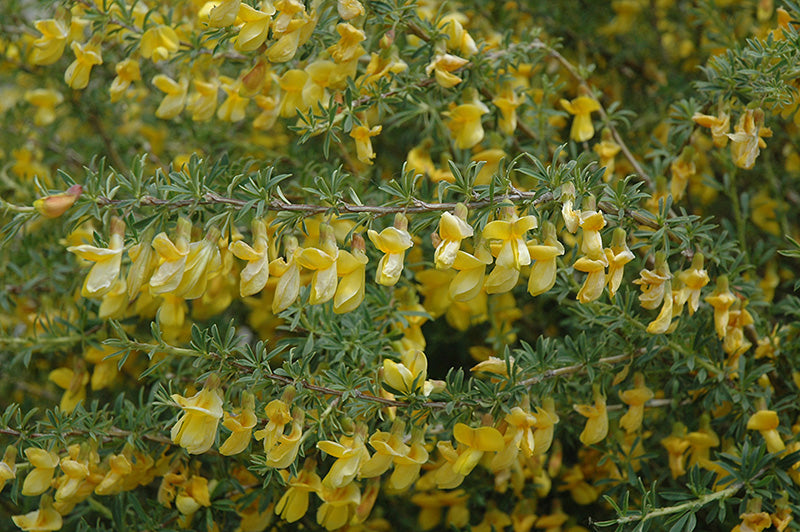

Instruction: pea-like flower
[368,214,413,286]
[275,462,322,523]
[746,409,785,453]
[705,274,736,339]
[618,372,654,434]
[483,208,538,270]
[67,216,125,298]
[229,219,270,297]
[140,25,179,62]
[527,221,565,296]
[573,386,608,446]
[170,377,224,455]
[451,423,505,476]
[297,224,339,304]
[334,235,369,314]
[65,41,103,90]
[434,205,474,270]
[219,392,257,456]
[21,448,60,496]
[12,495,62,532]
[560,95,601,142]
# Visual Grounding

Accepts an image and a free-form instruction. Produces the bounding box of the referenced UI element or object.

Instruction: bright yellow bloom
[265,410,304,468]
[434,207,474,269]
[661,424,690,478]
[532,397,559,455]
[593,129,621,180]
[338,0,364,19]
[173,227,222,300]
[275,464,322,523]
[334,235,369,313]
[439,14,477,56]
[208,0,241,26]
[188,79,219,122]
[646,279,673,334]
[64,41,102,90]
[445,101,489,149]
[705,275,736,339]
[94,453,132,496]
[426,53,469,88]
[528,221,565,296]
[12,495,62,531]
[561,96,601,142]
[140,25,179,62]
[150,217,191,294]
[727,109,771,170]
[21,448,60,496]
[634,252,671,310]
[30,19,68,65]
[328,23,366,63]
[175,475,211,516]
[219,392,257,456]
[493,85,521,135]
[382,350,433,395]
[449,240,492,302]
[170,378,224,454]
[747,410,785,453]
[368,214,413,286]
[297,226,341,304]
[483,209,537,269]
[388,439,429,491]
[678,253,710,314]
[0,446,17,493]
[67,217,125,298]
[561,183,581,233]
[317,431,370,488]
[278,69,309,117]
[692,110,730,147]
[217,77,249,122]
[235,4,272,51]
[604,228,634,298]
[618,372,654,433]
[578,209,606,258]
[686,415,720,469]
[153,75,189,119]
[574,255,607,303]
[270,236,302,313]
[24,89,63,127]
[254,399,292,453]
[350,123,382,164]
[574,387,608,446]
[230,219,270,296]
[109,59,141,102]
[317,483,361,530]
[48,367,88,413]
[451,423,504,476]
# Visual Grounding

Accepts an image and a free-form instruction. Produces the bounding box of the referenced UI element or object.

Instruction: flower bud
[33,184,82,218]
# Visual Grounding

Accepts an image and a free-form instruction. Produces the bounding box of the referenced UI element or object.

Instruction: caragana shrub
[2,0,800,531]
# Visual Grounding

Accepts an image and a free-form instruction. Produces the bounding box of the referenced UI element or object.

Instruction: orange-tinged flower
[561,96,601,142]
[33,184,81,218]
[170,378,224,454]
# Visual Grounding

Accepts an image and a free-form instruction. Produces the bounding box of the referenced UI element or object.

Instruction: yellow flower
[449,240,492,302]
[604,228,634,298]
[493,85,521,135]
[230,219,270,296]
[646,279,673,334]
[175,475,211,516]
[30,19,68,65]
[149,218,192,294]
[483,209,537,270]
[338,0,364,19]
[109,59,141,102]
[217,77,249,122]
[593,129,621,180]
[618,372,654,433]
[67,217,125,298]
[705,274,736,339]
[140,25,179,62]
[686,415,719,469]
[746,410,785,453]
[153,75,189,119]
[573,387,608,446]
[532,397,559,455]
[426,53,469,88]
[727,109,771,170]
[208,0,241,26]
[278,69,308,117]
[350,123,382,164]
[451,423,504,476]
[170,377,224,454]
[64,41,102,90]
[528,221,565,296]
[275,463,322,523]
[382,350,433,395]
[94,453,132,496]
[573,255,607,303]
[21,448,60,496]
[367,214,413,286]
[188,78,219,122]
[12,495,62,532]
[0,446,17,493]
[317,483,361,530]
[270,236,302,313]
[669,146,696,201]
[317,430,370,488]
[235,4,272,52]
[661,424,690,478]
[265,410,304,468]
[677,252,709,315]
[445,100,489,149]
[360,429,409,479]
[24,89,64,127]
[439,14,477,56]
[219,393,257,456]
[333,235,369,313]
[578,209,606,258]
[328,23,366,63]
[434,206,474,270]
[173,227,222,300]
[254,399,292,452]
[33,183,81,218]
[633,252,671,310]
[560,96,601,142]
[692,110,730,147]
